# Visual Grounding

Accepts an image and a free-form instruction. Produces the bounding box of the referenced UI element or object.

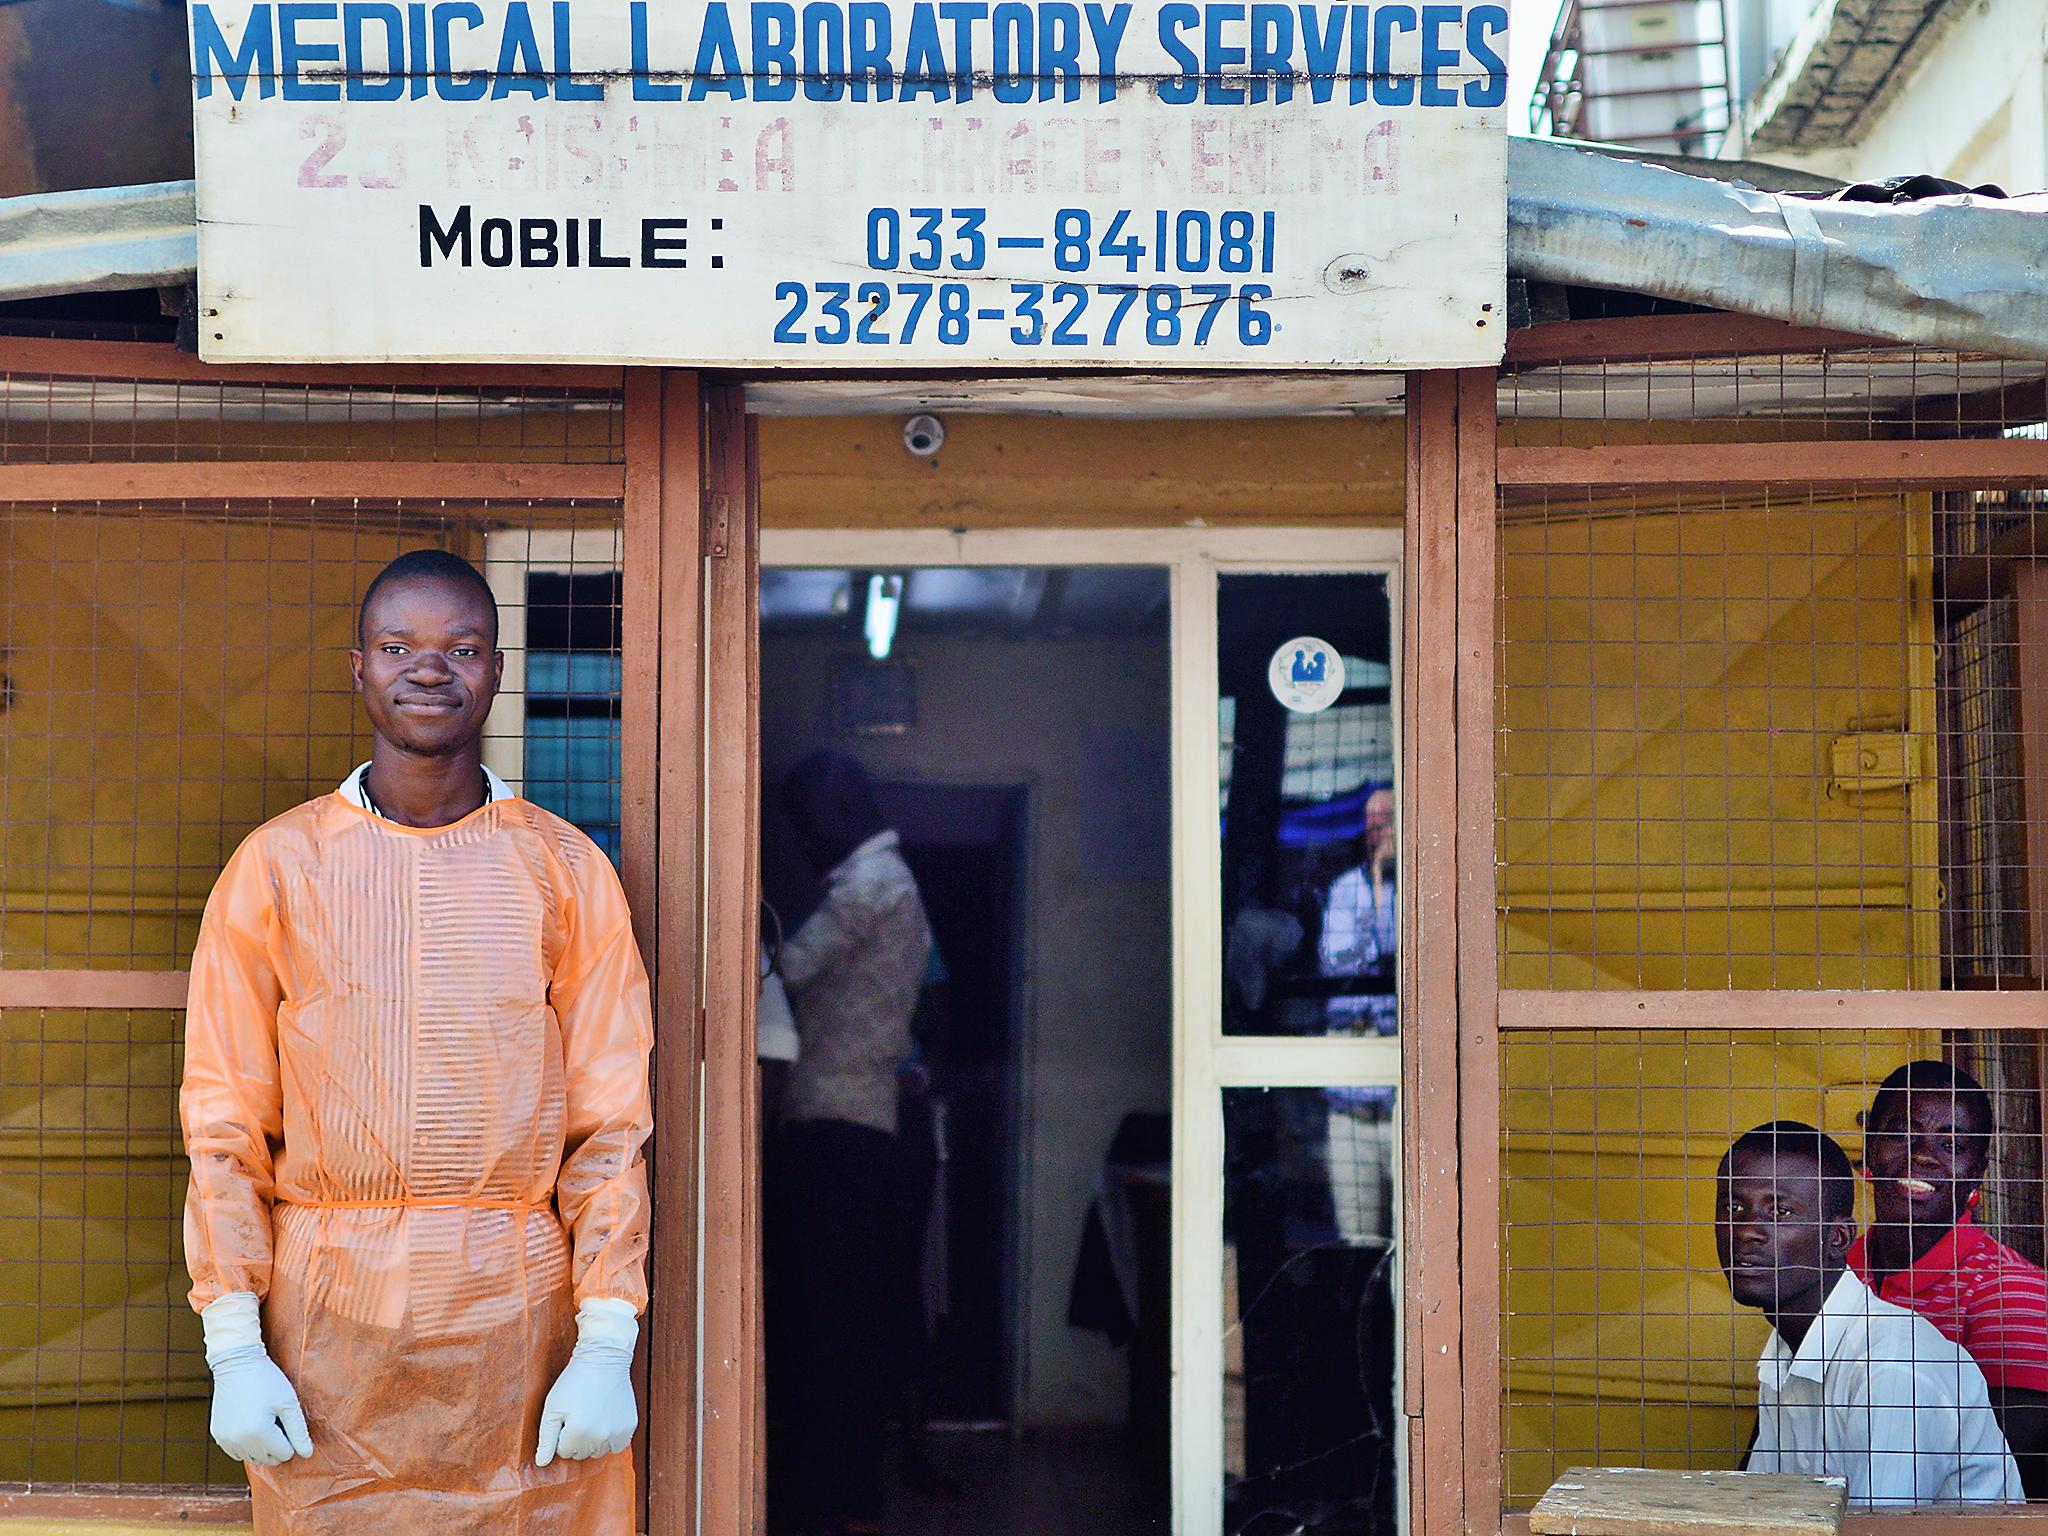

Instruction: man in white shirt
[1717,1120,2022,1506]
[767,751,933,1536]
[1318,787,1397,1037]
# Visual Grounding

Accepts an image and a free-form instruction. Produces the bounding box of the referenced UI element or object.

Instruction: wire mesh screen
[1,475,624,1486]
[1497,348,2048,1511]
[1497,487,1941,991]
[1501,350,2048,445]
[1502,1029,2046,1507]
[1498,348,2048,991]
[0,378,623,463]
[4,500,624,970]
[0,1006,222,1484]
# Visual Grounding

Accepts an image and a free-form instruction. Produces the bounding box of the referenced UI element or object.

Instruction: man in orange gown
[180,550,654,1534]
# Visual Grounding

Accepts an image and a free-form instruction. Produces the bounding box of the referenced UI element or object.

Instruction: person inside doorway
[1850,1060,2048,1497]
[1318,785,1396,1037]
[1715,1120,2021,1506]
[768,750,933,1536]
[179,549,653,1535]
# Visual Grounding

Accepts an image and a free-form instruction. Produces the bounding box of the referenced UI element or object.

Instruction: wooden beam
[0,461,624,504]
[1404,367,1467,1536]
[645,370,706,1536]
[0,970,190,1009]
[0,335,622,390]
[1504,313,1881,368]
[0,1486,251,1521]
[1499,438,2048,490]
[2013,565,2048,980]
[620,369,665,1531]
[1455,365,1504,1529]
[1499,990,2048,1032]
[697,383,764,1536]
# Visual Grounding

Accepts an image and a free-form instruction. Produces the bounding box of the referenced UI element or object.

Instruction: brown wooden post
[1404,368,1468,1536]
[1455,365,1503,1530]
[699,383,766,1536]
[2011,563,2048,1272]
[2012,565,2048,975]
[641,369,709,1536]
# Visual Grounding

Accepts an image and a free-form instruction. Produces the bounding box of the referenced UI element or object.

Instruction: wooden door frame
[753,523,1405,1535]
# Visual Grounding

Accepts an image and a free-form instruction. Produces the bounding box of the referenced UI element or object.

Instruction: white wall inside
[761,625,1174,1429]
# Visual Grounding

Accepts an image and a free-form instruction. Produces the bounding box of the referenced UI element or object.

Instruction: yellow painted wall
[1497,495,1941,1501]
[0,509,477,1484]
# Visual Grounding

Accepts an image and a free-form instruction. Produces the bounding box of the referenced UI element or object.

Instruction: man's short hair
[358,549,498,646]
[782,749,883,833]
[1868,1058,1995,1166]
[1720,1120,1857,1224]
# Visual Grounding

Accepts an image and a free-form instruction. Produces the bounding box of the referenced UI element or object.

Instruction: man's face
[1364,791,1394,854]
[1864,1086,1987,1234]
[1715,1148,1848,1315]
[349,576,502,757]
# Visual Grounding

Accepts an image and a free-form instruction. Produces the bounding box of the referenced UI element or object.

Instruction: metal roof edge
[1508,136,2048,360]
[1545,137,1846,194]
[0,179,196,302]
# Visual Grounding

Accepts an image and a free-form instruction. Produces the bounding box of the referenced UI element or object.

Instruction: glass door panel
[1176,556,1403,1536]
[1223,1086,1398,1532]
[1216,573,1397,1039]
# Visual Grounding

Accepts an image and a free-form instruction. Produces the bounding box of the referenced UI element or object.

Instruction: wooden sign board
[185,0,1507,368]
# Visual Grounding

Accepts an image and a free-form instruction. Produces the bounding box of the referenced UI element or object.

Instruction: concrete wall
[1729,0,2048,189]
[761,626,1173,1428]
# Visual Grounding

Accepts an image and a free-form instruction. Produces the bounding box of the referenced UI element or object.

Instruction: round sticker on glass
[1268,636,1345,714]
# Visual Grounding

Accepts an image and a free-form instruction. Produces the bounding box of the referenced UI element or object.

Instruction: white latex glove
[201,1292,314,1467]
[536,1297,639,1467]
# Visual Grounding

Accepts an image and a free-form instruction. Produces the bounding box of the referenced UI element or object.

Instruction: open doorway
[759,565,1173,1536]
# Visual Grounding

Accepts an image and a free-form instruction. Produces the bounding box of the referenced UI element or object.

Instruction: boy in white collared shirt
[1716,1120,2021,1506]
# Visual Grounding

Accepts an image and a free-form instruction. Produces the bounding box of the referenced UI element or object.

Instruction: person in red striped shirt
[1849,1060,2048,1499]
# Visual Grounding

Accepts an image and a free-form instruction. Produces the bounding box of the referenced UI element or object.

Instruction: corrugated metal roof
[0,178,193,301]
[2,141,2043,362]
[1508,136,2048,359]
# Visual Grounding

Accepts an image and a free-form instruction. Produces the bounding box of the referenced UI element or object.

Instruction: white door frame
[761,525,1404,1536]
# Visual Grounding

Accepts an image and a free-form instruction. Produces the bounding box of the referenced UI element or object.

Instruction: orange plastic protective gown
[179,792,654,1535]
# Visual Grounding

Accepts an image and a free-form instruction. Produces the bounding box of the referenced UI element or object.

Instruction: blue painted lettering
[1464,2,1506,104]
[192,2,276,99]
[280,2,339,101]
[1157,2,1199,101]
[1371,3,1414,103]
[689,3,745,99]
